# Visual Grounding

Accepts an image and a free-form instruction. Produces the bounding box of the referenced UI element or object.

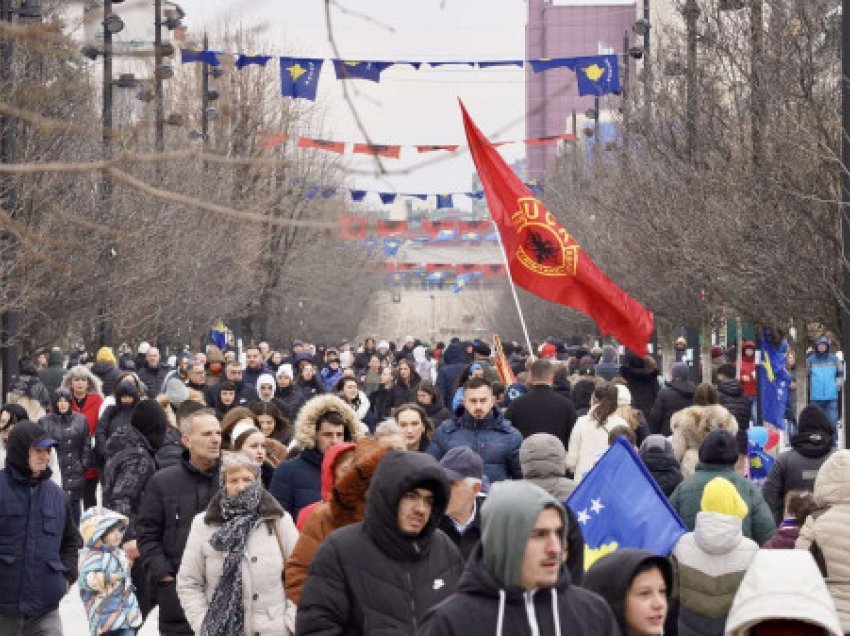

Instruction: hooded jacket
[38,388,91,496]
[648,377,696,437]
[285,440,388,605]
[724,550,843,636]
[796,450,850,632]
[177,489,298,636]
[269,394,364,520]
[94,382,140,462]
[762,404,834,522]
[6,363,50,421]
[435,341,470,409]
[671,404,738,478]
[296,451,463,635]
[78,508,142,636]
[584,549,673,636]
[0,421,83,618]
[38,349,66,395]
[716,378,750,432]
[807,337,843,402]
[739,341,757,398]
[92,360,121,398]
[619,352,660,417]
[519,433,576,502]
[419,481,618,636]
[672,511,758,636]
[426,406,523,484]
[62,367,105,480]
[101,408,162,542]
[639,435,684,497]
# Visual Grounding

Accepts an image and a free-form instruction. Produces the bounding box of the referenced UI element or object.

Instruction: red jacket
[739,341,757,398]
[73,393,104,479]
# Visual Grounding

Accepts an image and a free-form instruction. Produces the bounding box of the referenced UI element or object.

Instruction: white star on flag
[591,498,605,514]
[577,509,591,525]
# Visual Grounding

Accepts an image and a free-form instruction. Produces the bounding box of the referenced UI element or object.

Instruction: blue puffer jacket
[269,447,323,520]
[426,407,523,484]
[808,337,843,401]
[0,464,78,618]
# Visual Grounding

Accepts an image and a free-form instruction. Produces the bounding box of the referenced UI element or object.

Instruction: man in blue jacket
[0,421,82,634]
[427,377,523,484]
[807,336,844,446]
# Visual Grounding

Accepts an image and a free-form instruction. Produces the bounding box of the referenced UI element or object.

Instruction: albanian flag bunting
[460,100,653,356]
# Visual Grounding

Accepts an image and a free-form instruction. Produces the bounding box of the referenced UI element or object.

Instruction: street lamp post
[154,0,164,155]
[842,0,850,448]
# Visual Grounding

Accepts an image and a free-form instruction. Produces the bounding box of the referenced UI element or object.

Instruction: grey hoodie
[482,480,566,588]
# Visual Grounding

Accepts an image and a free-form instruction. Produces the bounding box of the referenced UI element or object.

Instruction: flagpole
[492,221,534,357]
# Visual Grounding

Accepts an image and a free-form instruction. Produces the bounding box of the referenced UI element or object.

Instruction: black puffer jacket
[91,361,121,398]
[154,427,184,470]
[640,446,684,497]
[102,425,157,541]
[717,378,750,430]
[762,405,834,523]
[38,390,90,497]
[136,452,220,583]
[620,353,660,417]
[94,383,140,462]
[648,379,695,436]
[296,451,463,635]
[418,544,619,636]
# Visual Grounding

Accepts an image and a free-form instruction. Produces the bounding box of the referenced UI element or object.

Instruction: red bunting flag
[298,138,345,154]
[416,144,460,153]
[460,100,653,355]
[421,219,458,238]
[524,133,576,146]
[376,219,409,235]
[352,143,402,159]
[459,220,490,233]
[262,132,288,149]
[456,264,481,273]
[426,263,453,272]
[339,215,367,240]
[483,264,506,277]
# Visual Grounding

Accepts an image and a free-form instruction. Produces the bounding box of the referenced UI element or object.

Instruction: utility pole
[842,0,850,448]
[201,31,209,147]
[0,0,18,402]
[750,0,764,168]
[98,0,115,347]
[154,0,164,155]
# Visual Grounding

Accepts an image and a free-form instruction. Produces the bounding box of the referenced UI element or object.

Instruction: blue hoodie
[435,341,470,408]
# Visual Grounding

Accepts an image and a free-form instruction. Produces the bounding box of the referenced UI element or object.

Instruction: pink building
[526,0,636,181]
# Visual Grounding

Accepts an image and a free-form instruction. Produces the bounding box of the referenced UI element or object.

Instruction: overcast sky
[172,0,530,207]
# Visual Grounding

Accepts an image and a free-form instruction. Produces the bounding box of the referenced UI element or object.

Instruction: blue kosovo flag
[529,57,574,73]
[181,49,220,66]
[567,437,687,570]
[350,190,367,202]
[333,60,393,82]
[461,232,479,242]
[383,237,402,257]
[435,228,457,242]
[436,194,453,209]
[210,320,228,350]
[426,271,446,282]
[390,272,406,287]
[453,272,479,293]
[280,57,324,101]
[379,193,397,205]
[758,333,790,429]
[567,55,621,96]
[235,54,271,70]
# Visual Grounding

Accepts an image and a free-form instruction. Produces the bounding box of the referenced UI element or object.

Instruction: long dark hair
[249,401,293,445]
[591,384,619,426]
[392,402,435,443]
[395,358,421,388]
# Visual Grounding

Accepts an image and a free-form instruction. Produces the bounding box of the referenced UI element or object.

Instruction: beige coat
[566,408,629,481]
[671,404,738,478]
[796,449,850,633]
[177,490,299,636]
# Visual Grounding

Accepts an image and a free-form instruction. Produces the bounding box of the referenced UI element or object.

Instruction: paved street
[59,583,159,635]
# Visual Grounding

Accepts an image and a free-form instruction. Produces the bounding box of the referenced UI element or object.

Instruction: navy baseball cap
[32,436,57,449]
[440,446,484,482]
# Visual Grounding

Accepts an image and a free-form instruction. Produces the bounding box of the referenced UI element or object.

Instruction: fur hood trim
[294,394,364,450]
[330,439,389,527]
[671,404,738,448]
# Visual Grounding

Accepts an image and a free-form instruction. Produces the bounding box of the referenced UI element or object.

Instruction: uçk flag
[460,100,654,355]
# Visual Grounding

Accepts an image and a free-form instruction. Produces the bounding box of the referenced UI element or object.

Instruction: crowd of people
[0,333,847,635]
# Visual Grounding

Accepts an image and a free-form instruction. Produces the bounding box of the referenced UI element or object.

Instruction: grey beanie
[164,377,189,406]
[640,434,673,455]
[481,481,566,588]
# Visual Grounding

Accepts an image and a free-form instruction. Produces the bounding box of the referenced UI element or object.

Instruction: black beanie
[698,429,739,465]
[473,341,492,357]
[131,399,168,450]
[797,405,832,439]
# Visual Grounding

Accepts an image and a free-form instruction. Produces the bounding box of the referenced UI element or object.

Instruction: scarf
[200,480,262,636]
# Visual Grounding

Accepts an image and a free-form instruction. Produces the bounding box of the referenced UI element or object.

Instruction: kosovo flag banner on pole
[567,437,687,570]
[758,332,790,430]
[210,320,228,350]
[280,57,324,101]
[460,100,654,356]
[566,55,621,96]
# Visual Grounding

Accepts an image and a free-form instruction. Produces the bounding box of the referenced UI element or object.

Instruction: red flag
[426,263,452,272]
[416,144,459,153]
[459,220,490,233]
[460,100,653,356]
[524,133,576,146]
[376,219,409,235]
[353,143,402,159]
[422,219,457,238]
[262,132,288,149]
[298,137,345,154]
[483,264,506,277]
[339,215,367,240]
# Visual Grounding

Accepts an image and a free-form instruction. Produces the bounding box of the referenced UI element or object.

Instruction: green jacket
[669,463,776,546]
